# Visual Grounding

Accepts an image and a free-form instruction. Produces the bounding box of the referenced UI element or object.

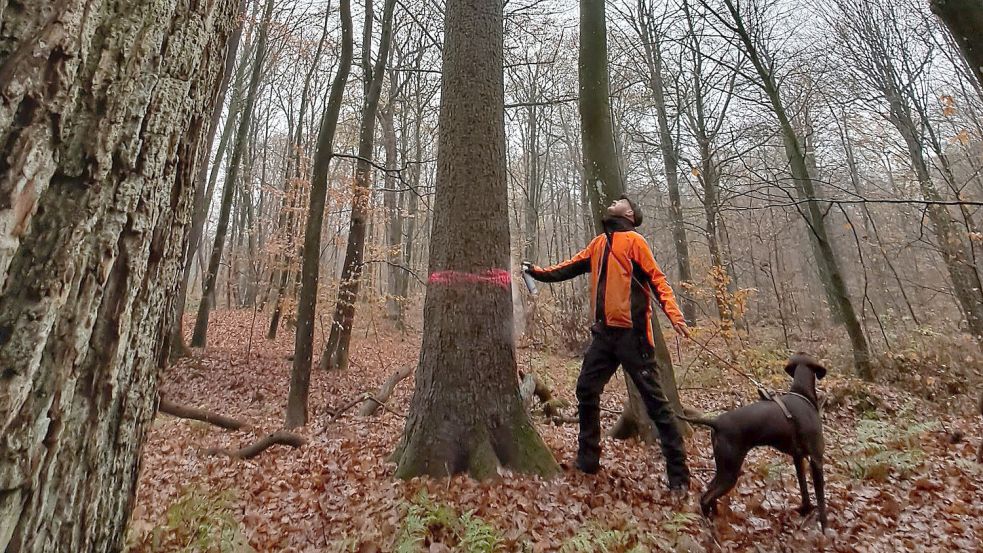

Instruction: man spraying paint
[523,195,691,495]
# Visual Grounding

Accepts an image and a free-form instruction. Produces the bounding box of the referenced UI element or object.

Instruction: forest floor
[127,310,982,552]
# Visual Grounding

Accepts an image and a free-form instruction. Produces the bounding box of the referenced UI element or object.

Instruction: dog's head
[784,352,827,380]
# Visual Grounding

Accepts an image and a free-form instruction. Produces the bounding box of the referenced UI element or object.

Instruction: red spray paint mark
[428,268,511,289]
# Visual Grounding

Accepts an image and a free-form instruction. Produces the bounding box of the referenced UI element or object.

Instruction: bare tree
[191,0,277,347]
[321,0,398,371]
[286,0,355,428]
[394,0,558,479]
[702,0,873,377]
[828,0,983,339]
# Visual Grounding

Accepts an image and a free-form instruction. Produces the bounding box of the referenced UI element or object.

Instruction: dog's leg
[700,441,746,518]
[810,457,827,531]
[794,456,813,515]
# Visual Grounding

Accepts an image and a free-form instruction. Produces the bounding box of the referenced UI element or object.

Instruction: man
[524,195,691,493]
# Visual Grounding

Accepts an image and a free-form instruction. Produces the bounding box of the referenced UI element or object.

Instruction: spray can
[521,262,538,295]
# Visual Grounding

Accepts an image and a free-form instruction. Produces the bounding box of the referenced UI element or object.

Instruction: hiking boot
[574,458,600,475]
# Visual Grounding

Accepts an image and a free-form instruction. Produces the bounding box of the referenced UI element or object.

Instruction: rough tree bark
[0,0,236,550]
[191,0,275,347]
[932,0,983,87]
[321,0,398,371]
[286,0,354,428]
[580,0,688,439]
[393,0,558,479]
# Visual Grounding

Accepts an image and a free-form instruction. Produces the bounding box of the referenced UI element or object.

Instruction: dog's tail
[676,413,718,430]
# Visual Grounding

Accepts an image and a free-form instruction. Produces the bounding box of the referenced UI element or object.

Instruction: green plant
[126,486,252,553]
[842,418,935,481]
[396,492,502,552]
[558,519,678,553]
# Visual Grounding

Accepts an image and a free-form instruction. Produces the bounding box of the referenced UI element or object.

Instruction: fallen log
[205,430,306,460]
[158,397,247,431]
[359,365,413,416]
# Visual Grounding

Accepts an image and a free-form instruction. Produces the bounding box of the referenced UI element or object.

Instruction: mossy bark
[0,0,237,550]
[394,0,557,479]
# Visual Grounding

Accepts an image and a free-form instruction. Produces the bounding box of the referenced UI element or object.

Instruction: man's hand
[672,322,690,338]
[521,261,536,274]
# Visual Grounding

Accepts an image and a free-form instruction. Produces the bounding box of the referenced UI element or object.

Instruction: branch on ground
[205,430,306,459]
[158,397,248,431]
[359,365,413,416]
[520,371,568,418]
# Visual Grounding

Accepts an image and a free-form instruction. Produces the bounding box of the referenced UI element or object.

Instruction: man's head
[606,195,643,227]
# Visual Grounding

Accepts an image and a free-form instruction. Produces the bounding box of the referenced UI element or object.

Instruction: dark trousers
[576,324,690,488]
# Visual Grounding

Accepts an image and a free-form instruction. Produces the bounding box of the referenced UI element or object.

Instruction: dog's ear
[785,352,824,379]
[784,360,797,378]
[811,361,827,380]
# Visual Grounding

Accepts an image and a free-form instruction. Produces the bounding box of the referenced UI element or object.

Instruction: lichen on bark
[0,0,238,550]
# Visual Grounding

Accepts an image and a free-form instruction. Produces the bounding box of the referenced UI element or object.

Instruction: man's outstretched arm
[526,238,597,283]
[631,235,689,335]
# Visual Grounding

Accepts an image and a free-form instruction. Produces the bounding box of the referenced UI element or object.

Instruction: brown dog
[681,354,827,530]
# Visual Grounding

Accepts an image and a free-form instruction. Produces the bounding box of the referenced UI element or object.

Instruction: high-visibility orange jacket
[529,217,685,346]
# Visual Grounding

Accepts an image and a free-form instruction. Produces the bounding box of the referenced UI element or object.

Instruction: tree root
[158,397,248,431]
[359,365,413,416]
[205,430,306,459]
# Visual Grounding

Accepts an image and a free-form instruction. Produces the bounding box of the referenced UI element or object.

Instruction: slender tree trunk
[285,0,354,428]
[321,0,397,371]
[887,100,983,338]
[580,0,687,438]
[636,3,697,325]
[717,0,871,377]
[169,0,249,360]
[381,86,404,324]
[0,0,236,549]
[191,0,275,347]
[394,0,558,479]
[580,0,624,225]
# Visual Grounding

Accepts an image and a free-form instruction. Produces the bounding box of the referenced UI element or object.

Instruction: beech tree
[321,0,398,371]
[0,0,237,549]
[394,0,558,478]
[286,0,355,428]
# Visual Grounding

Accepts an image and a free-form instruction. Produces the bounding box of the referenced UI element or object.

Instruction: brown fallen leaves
[127,310,983,552]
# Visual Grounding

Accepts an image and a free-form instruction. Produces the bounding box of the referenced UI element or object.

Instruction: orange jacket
[530,218,685,345]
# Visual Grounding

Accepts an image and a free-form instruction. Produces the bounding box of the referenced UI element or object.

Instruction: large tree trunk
[321,0,397,371]
[286,0,355,428]
[0,0,236,549]
[932,0,983,87]
[580,0,687,438]
[191,0,275,347]
[393,0,558,479]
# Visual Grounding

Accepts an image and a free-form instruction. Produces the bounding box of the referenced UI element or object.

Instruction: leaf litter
[128,310,983,552]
